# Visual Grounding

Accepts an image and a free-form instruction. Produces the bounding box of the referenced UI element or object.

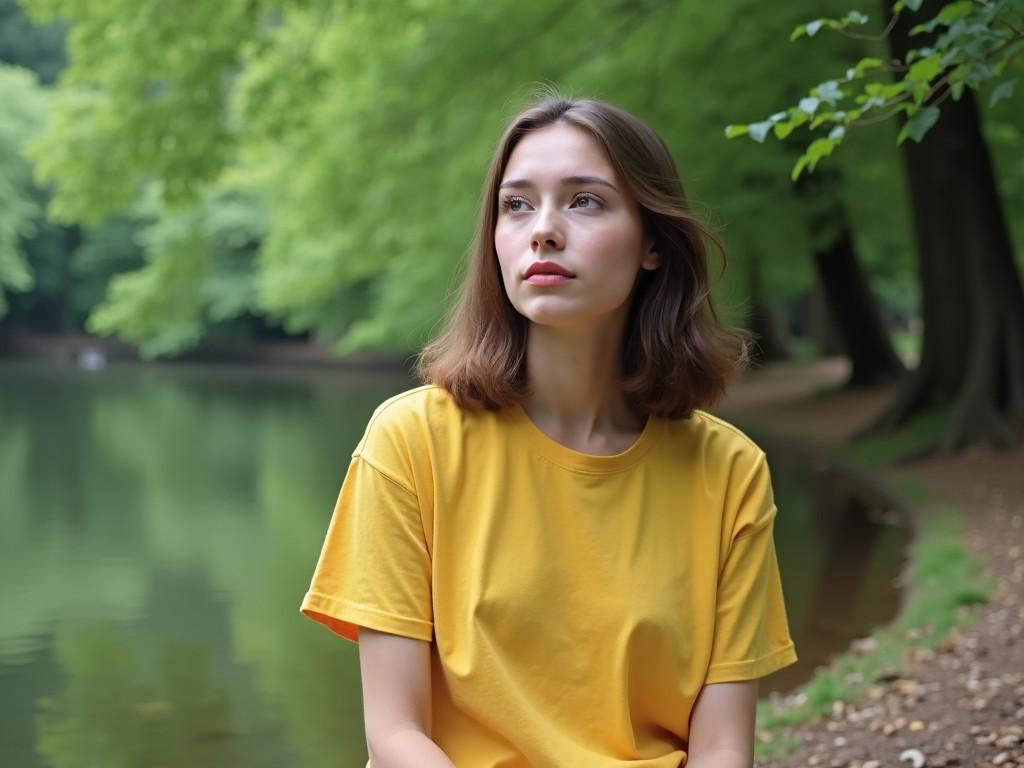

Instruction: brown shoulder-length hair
[416,95,750,419]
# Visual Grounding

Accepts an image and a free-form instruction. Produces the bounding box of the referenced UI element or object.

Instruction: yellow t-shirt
[301,384,797,767]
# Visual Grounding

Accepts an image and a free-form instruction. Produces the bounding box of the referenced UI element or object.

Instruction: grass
[754,407,992,762]
[843,403,952,468]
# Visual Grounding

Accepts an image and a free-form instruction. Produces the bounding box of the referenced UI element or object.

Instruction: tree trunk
[747,254,792,364]
[867,3,1024,452]
[806,278,846,357]
[797,168,905,387]
[60,224,81,331]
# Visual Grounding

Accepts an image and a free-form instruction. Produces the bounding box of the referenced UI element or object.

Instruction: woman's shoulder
[357,384,469,451]
[355,384,494,479]
[665,409,767,473]
[365,384,462,430]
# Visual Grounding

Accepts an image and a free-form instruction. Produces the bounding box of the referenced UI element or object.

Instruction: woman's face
[494,123,657,330]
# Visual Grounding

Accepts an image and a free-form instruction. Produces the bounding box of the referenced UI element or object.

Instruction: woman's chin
[516,296,628,330]
[518,305,584,327]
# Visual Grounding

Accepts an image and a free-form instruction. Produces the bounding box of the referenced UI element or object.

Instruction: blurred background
[1,0,1022,766]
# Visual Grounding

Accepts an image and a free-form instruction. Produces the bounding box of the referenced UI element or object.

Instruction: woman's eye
[501,195,529,213]
[573,193,600,209]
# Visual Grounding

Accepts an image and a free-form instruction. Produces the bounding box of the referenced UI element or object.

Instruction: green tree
[729,0,1024,452]
[86,186,267,357]
[24,0,923,379]
[0,0,66,84]
[0,63,46,318]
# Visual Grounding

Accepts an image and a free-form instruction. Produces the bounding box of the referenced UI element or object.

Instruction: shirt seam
[731,505,778,540]
[519,417,664,476]
[302,593,434,640]
[351,453,418,497]
[706,641,797,673]
[528,451,655,476]
[359,384,437,443]
[691,409,764,453]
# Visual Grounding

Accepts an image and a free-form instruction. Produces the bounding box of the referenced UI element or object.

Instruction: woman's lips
[523,261,575,285]
[524,273,573,286]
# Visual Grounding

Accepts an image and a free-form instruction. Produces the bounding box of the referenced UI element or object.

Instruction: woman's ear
[641,241,659,271]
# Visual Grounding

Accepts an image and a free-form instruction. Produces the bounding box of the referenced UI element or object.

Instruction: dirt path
[721,361,1024,768]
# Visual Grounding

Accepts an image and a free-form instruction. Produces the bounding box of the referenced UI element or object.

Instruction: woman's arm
[359,628,455,768]
[686,680,759,768]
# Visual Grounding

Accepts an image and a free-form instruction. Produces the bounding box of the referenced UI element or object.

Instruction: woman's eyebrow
[498,175,618,192]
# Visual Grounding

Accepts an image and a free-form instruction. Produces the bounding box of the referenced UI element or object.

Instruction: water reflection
[36,626,237,768]
[765,449,909,693]
[0,362,908,766]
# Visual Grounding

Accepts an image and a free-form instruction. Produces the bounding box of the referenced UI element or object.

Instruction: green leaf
[904,0,924,10]
[791,154,812,181]
[828,125,846,140]
[947,62,972,85]
[907,54,943,83]
[806,136,839,163]
[791,135,842,180]
[815,80,845,104]
[810,111,838,129]
[844,11,869,25]
[724,124,749,138]
[989,79,1015,106]
[774,121,798,140]
[791,18,834,41]
[936,1,972,24]
[790,24,805,42]
[852,57,885,78]
[748,120,773,143]
[897,105,941,144]
[789,110,810,128]
[798,96,820,114]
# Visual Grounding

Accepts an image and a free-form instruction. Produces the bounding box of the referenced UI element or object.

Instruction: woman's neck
[521,321,645,452]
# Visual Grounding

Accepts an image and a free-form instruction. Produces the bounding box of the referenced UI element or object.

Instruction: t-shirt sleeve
[299,431,433,643]
[704,451,797,684]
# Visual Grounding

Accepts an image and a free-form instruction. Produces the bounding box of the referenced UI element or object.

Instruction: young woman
[301,96,797,768]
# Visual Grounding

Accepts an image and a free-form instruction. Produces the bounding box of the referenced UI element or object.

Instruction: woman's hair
[416,95,750,419]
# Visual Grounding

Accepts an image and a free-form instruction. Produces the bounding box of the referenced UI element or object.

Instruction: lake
[0,362,908,767]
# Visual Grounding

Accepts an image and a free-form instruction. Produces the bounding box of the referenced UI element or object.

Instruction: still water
[0,362,908,767]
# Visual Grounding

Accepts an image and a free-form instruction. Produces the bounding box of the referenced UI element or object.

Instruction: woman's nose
[530,208,565,252]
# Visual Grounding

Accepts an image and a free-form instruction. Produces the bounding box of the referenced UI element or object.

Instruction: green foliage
[71,215,147,324]
[0,0,67,84]
[0,64,47,317]
[23,0,262,221]
[21,0,918,353]
[727,0,1024,178]
[87,186,266,358]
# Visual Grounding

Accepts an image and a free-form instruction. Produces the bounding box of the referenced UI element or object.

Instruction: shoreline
[0,329,414,371]
[722,362,1023,767]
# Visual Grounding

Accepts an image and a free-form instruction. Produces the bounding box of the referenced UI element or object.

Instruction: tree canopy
[17,0,924,354]
[0,64,46,317]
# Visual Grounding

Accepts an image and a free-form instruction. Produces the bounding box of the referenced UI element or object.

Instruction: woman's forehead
[502,124,614,183]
